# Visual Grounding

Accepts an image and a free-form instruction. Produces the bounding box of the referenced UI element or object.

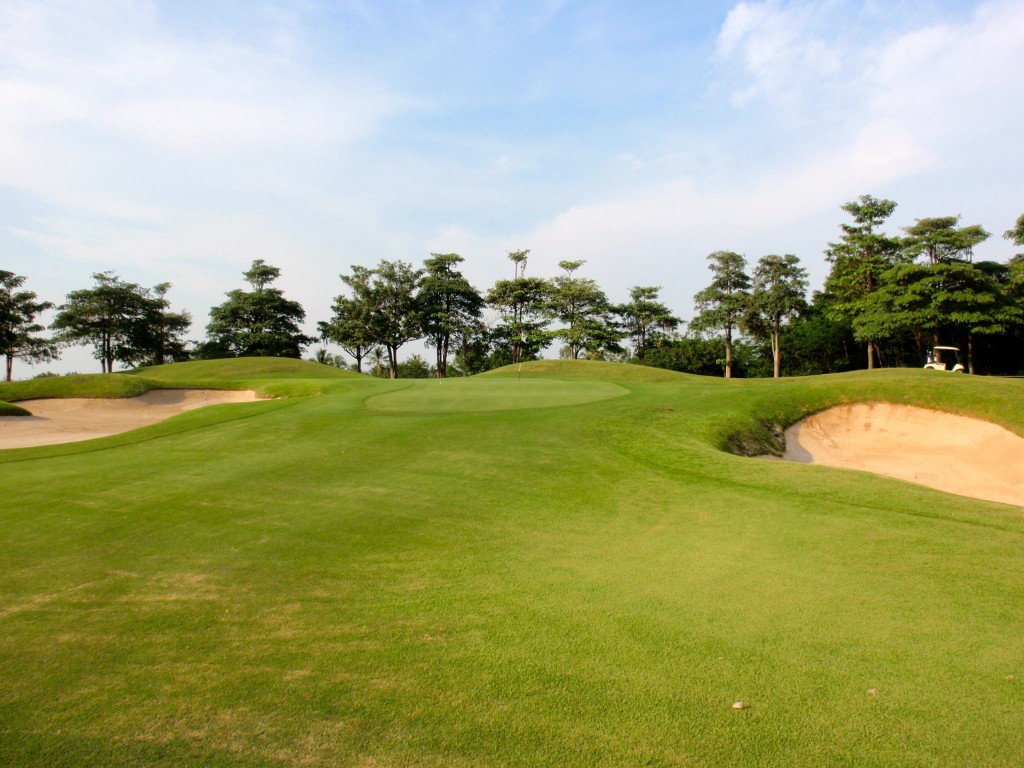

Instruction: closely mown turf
[2,360,1022,767]
[0,400,29,416]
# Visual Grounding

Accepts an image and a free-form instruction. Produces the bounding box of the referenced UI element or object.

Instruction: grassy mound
[0,359,366,409]
[2,364,1023,767]
[0,400,30,416]
[482,358,691,382]
[0,372,159,403]
[366,377,630,413]
[134,357,360,383]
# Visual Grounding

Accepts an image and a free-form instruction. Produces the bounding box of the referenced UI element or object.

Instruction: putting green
[364,376,630,413]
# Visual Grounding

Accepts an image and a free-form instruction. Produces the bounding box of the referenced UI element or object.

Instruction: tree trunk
[867,340,875,370]
[724,325,733,379]
[386,344,398,379]
[772,319,781,378]
[968,334,974,374]
[5,354,12,382]
[438,334,449,378]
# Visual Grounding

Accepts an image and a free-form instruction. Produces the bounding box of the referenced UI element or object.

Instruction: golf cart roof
[933,346,961,351]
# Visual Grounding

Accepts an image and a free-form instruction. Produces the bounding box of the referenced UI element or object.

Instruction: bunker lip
[0,389,259,449]
[779,402,1024,507]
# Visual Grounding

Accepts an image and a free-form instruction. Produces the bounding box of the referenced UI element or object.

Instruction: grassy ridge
[0,400,29,416]
[0,358,363,410]
[1,360,1022,767]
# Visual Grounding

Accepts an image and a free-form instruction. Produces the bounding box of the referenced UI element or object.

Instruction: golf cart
[924,345,965,373]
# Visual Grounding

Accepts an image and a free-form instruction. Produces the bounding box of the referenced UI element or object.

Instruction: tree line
[3,197,1023,380]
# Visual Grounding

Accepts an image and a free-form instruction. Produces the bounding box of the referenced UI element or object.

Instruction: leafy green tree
[1005,214,1024,261]
[1,271,58,381]
[645,333,768,377]
[136,282,191,366]
[938,261,1018,373]
[548,260,622,359]
[645,333,722,376]
[824,195,903,369]
[52,272,189,372]
[777,295,860,376]
[320,265,376,373]
[368,346,386,378]
[366,259,424,379]
[746,254,808,378]
[452,319,493,377]
[486,250,550,364]
[418,253,483,377]
[205,260,312,358]
[903,216,989,265]
[309,347,343,367]
[691,250,751,378]
[615,286,679,365]
[396,353,433,379]
[858,261,1012,373]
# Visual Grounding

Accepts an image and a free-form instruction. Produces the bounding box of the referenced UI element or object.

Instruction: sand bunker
[0,389,259,449]
[782,402,1024,506]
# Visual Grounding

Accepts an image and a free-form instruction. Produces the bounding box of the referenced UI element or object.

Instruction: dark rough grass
[2,360,1023,767]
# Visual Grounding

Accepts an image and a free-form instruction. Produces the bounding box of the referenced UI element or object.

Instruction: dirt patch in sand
[0,389,259,449]
[780,402,1024,506]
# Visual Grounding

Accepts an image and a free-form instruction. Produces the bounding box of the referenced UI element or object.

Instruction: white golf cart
[924,345,965,373]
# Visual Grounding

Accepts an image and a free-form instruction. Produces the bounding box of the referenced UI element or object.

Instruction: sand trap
[782,403,1024,506]
[0,389,259,449]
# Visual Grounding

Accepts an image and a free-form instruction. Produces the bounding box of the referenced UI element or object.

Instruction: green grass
[0,359,365,411]
[366,377,629,413]
[2,360,1023,767]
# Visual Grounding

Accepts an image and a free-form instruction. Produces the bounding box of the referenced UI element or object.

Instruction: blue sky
[2,0,1023,372]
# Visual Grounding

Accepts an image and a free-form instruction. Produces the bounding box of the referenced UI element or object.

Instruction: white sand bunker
[783,403,1024,506]
[0,389,258,449]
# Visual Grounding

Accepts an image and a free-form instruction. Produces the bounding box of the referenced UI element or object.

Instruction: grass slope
[0,359,365,411]
[2,360,1022,767]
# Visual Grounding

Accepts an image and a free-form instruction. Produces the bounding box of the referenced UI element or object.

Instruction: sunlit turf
[366,376,629,412]
[2,360,1023,767]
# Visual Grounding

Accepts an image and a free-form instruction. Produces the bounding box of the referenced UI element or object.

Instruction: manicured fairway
[365,376,629,412]
[1,360,1023,767]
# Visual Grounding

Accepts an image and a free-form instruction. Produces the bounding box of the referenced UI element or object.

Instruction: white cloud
[500,0,1024,316]
[715,0,842,107]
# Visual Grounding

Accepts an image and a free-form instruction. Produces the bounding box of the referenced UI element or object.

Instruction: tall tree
[1,271,58,381]
[856,260,1013,373]
[548,260,621,360]
[903,216,990,265]
[135,282,191,366]
[205,260,312,358]
[486,250,550,365]
[746,254,808,378]
[366,259,423,379]
[320,265,376,373]
[935,261,1015,373]
[418,253,483,377]
[615,286,679,365]
[824,195,903,369]
[691,250,751,378]
[52,272,187,372]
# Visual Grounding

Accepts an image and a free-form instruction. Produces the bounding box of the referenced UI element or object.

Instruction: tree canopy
[824,195,903,369]
[419,253,483,377]
[615,286,678,365]
[1,271,57,381]
[205,260,312,358]
[691,251,751,378]
[52,272,190,372]
[746,254,808,378]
